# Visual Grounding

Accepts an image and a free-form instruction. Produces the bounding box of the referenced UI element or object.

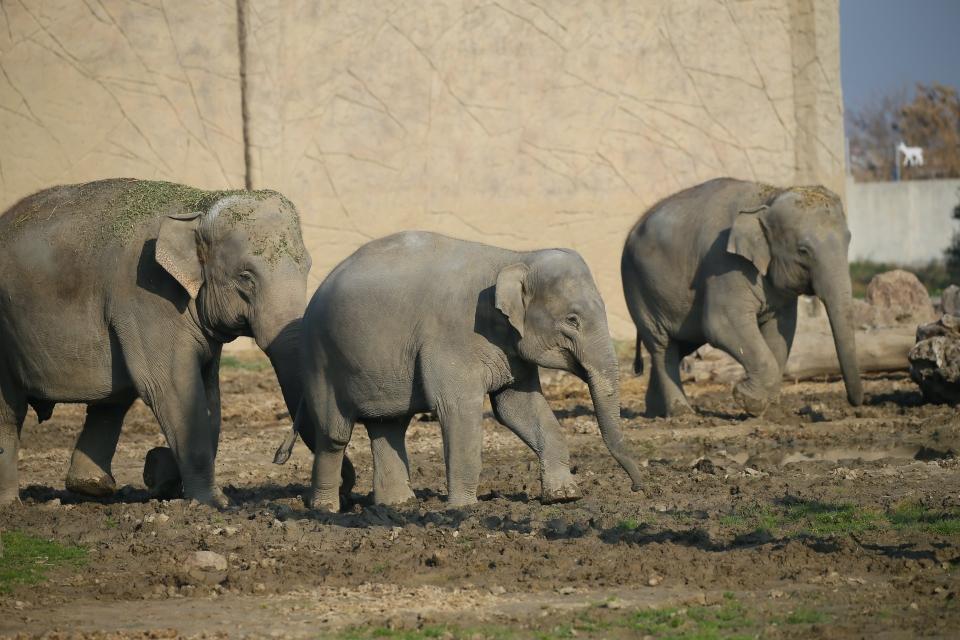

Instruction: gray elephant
[0,179,319,506]
[621,178,863,417]
[274,231,643,511]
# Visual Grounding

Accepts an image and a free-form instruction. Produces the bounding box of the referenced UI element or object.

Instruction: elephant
[621,178,863,417]
[0,178,334,506]
[274,231,644,511]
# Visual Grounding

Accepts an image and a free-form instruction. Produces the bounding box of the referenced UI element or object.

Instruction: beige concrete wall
[0,0,844,339]
[0,0,245,197]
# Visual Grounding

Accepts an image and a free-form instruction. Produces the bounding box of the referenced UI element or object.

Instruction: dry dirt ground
[1,353,959,639]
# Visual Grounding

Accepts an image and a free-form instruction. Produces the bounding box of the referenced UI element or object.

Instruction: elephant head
[727,185,863,406]
[155,192,310,418]
[495,251,643,490]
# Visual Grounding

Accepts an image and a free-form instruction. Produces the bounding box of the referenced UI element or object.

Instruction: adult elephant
[274,231,644,511]
[621,178,863,417]
[0,178,346,506]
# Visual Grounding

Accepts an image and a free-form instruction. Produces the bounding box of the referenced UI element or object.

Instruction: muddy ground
[1,353,959,639]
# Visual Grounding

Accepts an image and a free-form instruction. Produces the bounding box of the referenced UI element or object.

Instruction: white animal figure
[898,142,924,167]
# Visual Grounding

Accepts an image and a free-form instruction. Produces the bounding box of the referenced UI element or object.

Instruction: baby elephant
[276,231,643,510]
[621,178,863,417]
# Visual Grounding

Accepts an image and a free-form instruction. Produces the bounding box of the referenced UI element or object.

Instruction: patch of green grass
[784,608,829,625]
[889,502,960,536]
[624,600,753,639]
[220,355,272,372]
[0,531,87,593]
[724,499,960,539]
[617,517,641,531]
[338,626,515,640]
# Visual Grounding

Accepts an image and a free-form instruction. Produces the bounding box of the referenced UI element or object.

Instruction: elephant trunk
[813,268,863,406]
[582,341,644,491]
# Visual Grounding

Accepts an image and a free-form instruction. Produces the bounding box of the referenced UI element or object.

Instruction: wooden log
[680,324,916,384]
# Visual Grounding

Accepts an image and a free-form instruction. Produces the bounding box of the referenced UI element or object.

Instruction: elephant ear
[495,263,530,337]
[156,212,204,299]
[726,206,771,276]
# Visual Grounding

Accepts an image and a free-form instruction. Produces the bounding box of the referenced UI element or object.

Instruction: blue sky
[841,0,960,112]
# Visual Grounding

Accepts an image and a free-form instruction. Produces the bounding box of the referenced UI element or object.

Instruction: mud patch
[1,367,959,637]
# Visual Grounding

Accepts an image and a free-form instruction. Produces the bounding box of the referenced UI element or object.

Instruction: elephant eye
[237,270,256,292]
[797,244,812,257]
[564,313,581,330]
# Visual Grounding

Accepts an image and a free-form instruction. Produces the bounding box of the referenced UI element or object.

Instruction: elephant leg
[137,367,225,507]
[435,392,485,508]
[65,399,134,497]
[0,385,27,506]
[203,352,222,458]
[760,305,798,378]
[306,387,355,512]
[295,406,357,499]
[490,375,580,503]
[645,339,692,417]
[365,417,416,506]
[708,313,781,416]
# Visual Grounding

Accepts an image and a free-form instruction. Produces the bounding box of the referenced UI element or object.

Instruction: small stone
[224,526,240,537]
[490,585,506,595]
[181,550,228,586]
[647,575,663,587]
[769,589,786,599]
[254,582,266,593]
[602,598,624,609]
[909,602,919,610]
[558,586,575,595]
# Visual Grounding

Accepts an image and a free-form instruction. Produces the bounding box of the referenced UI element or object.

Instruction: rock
[942,285,960,316]
[647,574,663,586]
[691,457,717,475]
[143,447,183,500]
[181,550,228,586]
[909,315,960,405]
[863,270,936,327]
[143,513,170,525]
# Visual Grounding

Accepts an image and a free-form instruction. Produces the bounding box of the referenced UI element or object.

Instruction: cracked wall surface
[0,0,245,198]
[0,0,844,338]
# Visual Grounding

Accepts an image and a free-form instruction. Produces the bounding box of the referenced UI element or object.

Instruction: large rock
[857,269,937,328]
[942,285,960,316]
[909,315,960,405]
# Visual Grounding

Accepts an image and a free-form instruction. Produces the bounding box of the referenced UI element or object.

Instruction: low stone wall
[846,177,960,265]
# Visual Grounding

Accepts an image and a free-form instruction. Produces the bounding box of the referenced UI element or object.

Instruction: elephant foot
[733,382,770,417]
[65,471,116,498]
[307,487,341,512]
[541,471,582,504]
[666,398,694,417]
[373,484,416,507]
[143,447,183,500]
[446,490,478,509]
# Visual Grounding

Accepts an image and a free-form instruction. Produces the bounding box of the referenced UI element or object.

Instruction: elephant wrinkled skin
[0,179,316,506]
[275,231,643,511]
[621,178,863,417]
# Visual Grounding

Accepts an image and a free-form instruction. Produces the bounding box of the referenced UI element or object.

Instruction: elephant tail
[272,399,303,465]
[633,334,644,375]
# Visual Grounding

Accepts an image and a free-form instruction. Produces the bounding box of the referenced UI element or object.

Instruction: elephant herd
[0,177,862,509]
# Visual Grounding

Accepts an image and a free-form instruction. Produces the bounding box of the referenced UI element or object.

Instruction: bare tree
[846,89,906,182]
[846,84,960,182]
[899,83,960,180]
